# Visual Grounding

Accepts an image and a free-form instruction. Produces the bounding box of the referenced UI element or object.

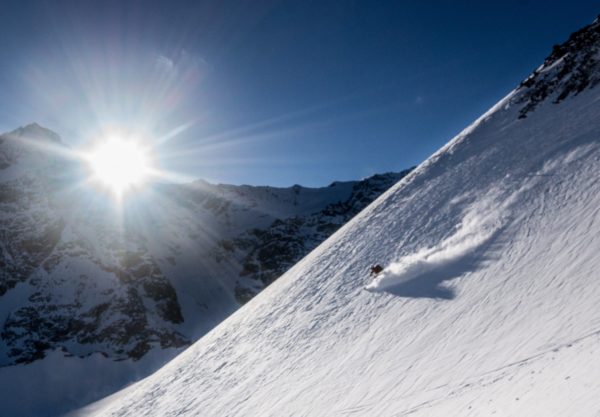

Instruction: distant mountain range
[0,125,410,368]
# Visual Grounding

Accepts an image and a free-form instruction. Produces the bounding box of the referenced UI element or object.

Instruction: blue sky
[0,1,597,186]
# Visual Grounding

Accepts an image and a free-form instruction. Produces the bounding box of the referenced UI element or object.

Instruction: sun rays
[85,137,152,196]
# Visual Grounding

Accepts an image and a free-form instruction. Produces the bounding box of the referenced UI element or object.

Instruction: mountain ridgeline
[221,172,411,303]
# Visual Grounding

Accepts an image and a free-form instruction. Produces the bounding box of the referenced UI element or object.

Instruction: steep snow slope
[75,18,600,417]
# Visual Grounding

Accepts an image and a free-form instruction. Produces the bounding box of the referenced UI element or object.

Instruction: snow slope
[73,17,600,417]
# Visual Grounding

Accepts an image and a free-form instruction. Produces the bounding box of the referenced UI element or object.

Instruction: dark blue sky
[1,1,597,186]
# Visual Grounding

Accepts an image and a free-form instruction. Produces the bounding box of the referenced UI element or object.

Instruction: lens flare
[87,137,151,195]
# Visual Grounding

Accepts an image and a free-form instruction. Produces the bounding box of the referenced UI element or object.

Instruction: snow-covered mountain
[0,122,408,416]
[72,16,600,417]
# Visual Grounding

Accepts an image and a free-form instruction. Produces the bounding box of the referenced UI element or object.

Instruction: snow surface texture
[365,190,509,294]
[71,18,600,417]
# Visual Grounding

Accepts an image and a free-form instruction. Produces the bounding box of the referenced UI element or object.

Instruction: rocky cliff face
[0,125,410,365]
[517,16,600,118]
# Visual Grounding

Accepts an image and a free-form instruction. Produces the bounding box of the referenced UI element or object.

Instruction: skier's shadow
[383,232,502,300]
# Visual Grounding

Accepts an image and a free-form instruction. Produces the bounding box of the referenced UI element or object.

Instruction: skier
[370,264,383,277]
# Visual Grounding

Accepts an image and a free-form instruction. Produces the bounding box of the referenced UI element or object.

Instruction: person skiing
[370,264,383,277]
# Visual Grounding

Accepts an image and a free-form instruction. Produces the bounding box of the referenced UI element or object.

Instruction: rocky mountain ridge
[517,15,600,118]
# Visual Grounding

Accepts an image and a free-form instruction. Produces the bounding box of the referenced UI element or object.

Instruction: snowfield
[69,27,600,417]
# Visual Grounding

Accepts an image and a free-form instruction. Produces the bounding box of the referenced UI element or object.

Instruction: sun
[87,137,152,195]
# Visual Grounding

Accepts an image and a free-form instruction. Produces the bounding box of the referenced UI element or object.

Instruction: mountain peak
[516,17,600,118]
[7,123,63,144]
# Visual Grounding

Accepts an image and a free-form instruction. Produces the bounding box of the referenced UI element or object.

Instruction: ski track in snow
[365,191,509,294]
